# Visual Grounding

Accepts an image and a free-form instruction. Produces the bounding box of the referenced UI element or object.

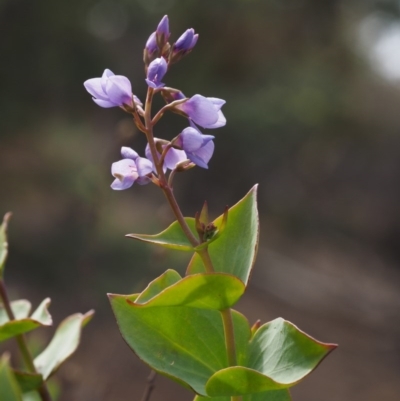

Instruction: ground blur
[1,0,400,400]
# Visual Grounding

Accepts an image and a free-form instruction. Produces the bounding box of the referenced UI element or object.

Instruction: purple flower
[145,57,168,89]
[156,15,170,39]
[111,147,153,190]
[174,94,221,128]
[145,143,187,171]
[84,69,135,108]
[175,127,214,169]
[145,16,170,61]
[174,29,198,53]
[145,32,158,55]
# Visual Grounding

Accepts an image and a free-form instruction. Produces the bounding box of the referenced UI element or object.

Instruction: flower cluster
[84,15,226,190]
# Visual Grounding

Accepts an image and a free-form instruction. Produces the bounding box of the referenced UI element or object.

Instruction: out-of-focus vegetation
[1,1,400,400]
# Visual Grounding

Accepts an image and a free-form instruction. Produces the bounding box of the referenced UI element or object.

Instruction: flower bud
[156,15,170,48]
[170,28,199,63]
[145,57,168,89]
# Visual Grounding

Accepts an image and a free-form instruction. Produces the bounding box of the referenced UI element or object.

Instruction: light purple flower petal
[179,127,214,152]
[121,147,139,160]
[208,97,226,110]
[111,177,134,190]
[205,110,226,128]
[190,34,199,50]
[177,95,219,128]
[136,157,153,177]
[187,140,214,169]
[84,78,109,101]
[157,15,170,37]
[106,76,133,107]
[164,147,187,170]
[146,57,168,89]
[92,98,118,108]
[111,159,138,190]
[136,176,151,185]
[145,143,186,171]
[145,32,158,53]
[101,69,115,92]
[175,29,194,51]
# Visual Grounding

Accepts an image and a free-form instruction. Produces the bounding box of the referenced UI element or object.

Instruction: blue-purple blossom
[145,143,187,171]
[145,32,158,55]
[156,15,170,39]
[111,147,153,190]
[145,16,170,56]
[174,29,198,53]
[175,94,223,128]
[175,127,214,169]
[170,91,226,129]
[84,69,137,109]
[145,57,168,89]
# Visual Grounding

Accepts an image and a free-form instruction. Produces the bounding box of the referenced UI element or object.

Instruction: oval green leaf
[207,318,336,396]
[34,310,94,380]
[110,294,251,396]
[187,185,259,286]
[248,318,336,385]
[0,299,52,343]
[134,273,245,310]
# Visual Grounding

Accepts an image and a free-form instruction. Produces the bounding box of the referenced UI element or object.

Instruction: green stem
[0,279,52,401]
[144,89,241,401]
[143,88,199,248]
[221,308,237,366]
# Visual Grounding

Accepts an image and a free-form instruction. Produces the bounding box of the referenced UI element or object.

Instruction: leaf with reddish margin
[206,318,337,397]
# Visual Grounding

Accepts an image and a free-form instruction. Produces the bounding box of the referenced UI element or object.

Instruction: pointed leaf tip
[0,298,53,342]
[187,185,259,285]
[34,310,93,379]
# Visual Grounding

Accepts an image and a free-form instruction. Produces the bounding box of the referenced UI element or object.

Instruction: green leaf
[110,293,249,396]
[13,371,43,393]
[194,389,292,401]
[0,212,12,276]
[134,271,245,310]
[187,185,259,286]
[136,269,182,303]
[127,218,197,251]
[0,354,23,401]
[0,299,52,343]
[0,300,32,325]
[34,310,94,380]
[206,318,337,397]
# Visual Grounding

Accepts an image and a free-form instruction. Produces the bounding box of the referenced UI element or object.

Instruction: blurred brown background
[1,0,400,400]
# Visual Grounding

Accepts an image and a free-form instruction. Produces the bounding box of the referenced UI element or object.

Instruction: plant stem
[143,88,199,248]
[0,279,52,401]
[221,308,237,366]
[143,89,240,401]
[140,370,157,401]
